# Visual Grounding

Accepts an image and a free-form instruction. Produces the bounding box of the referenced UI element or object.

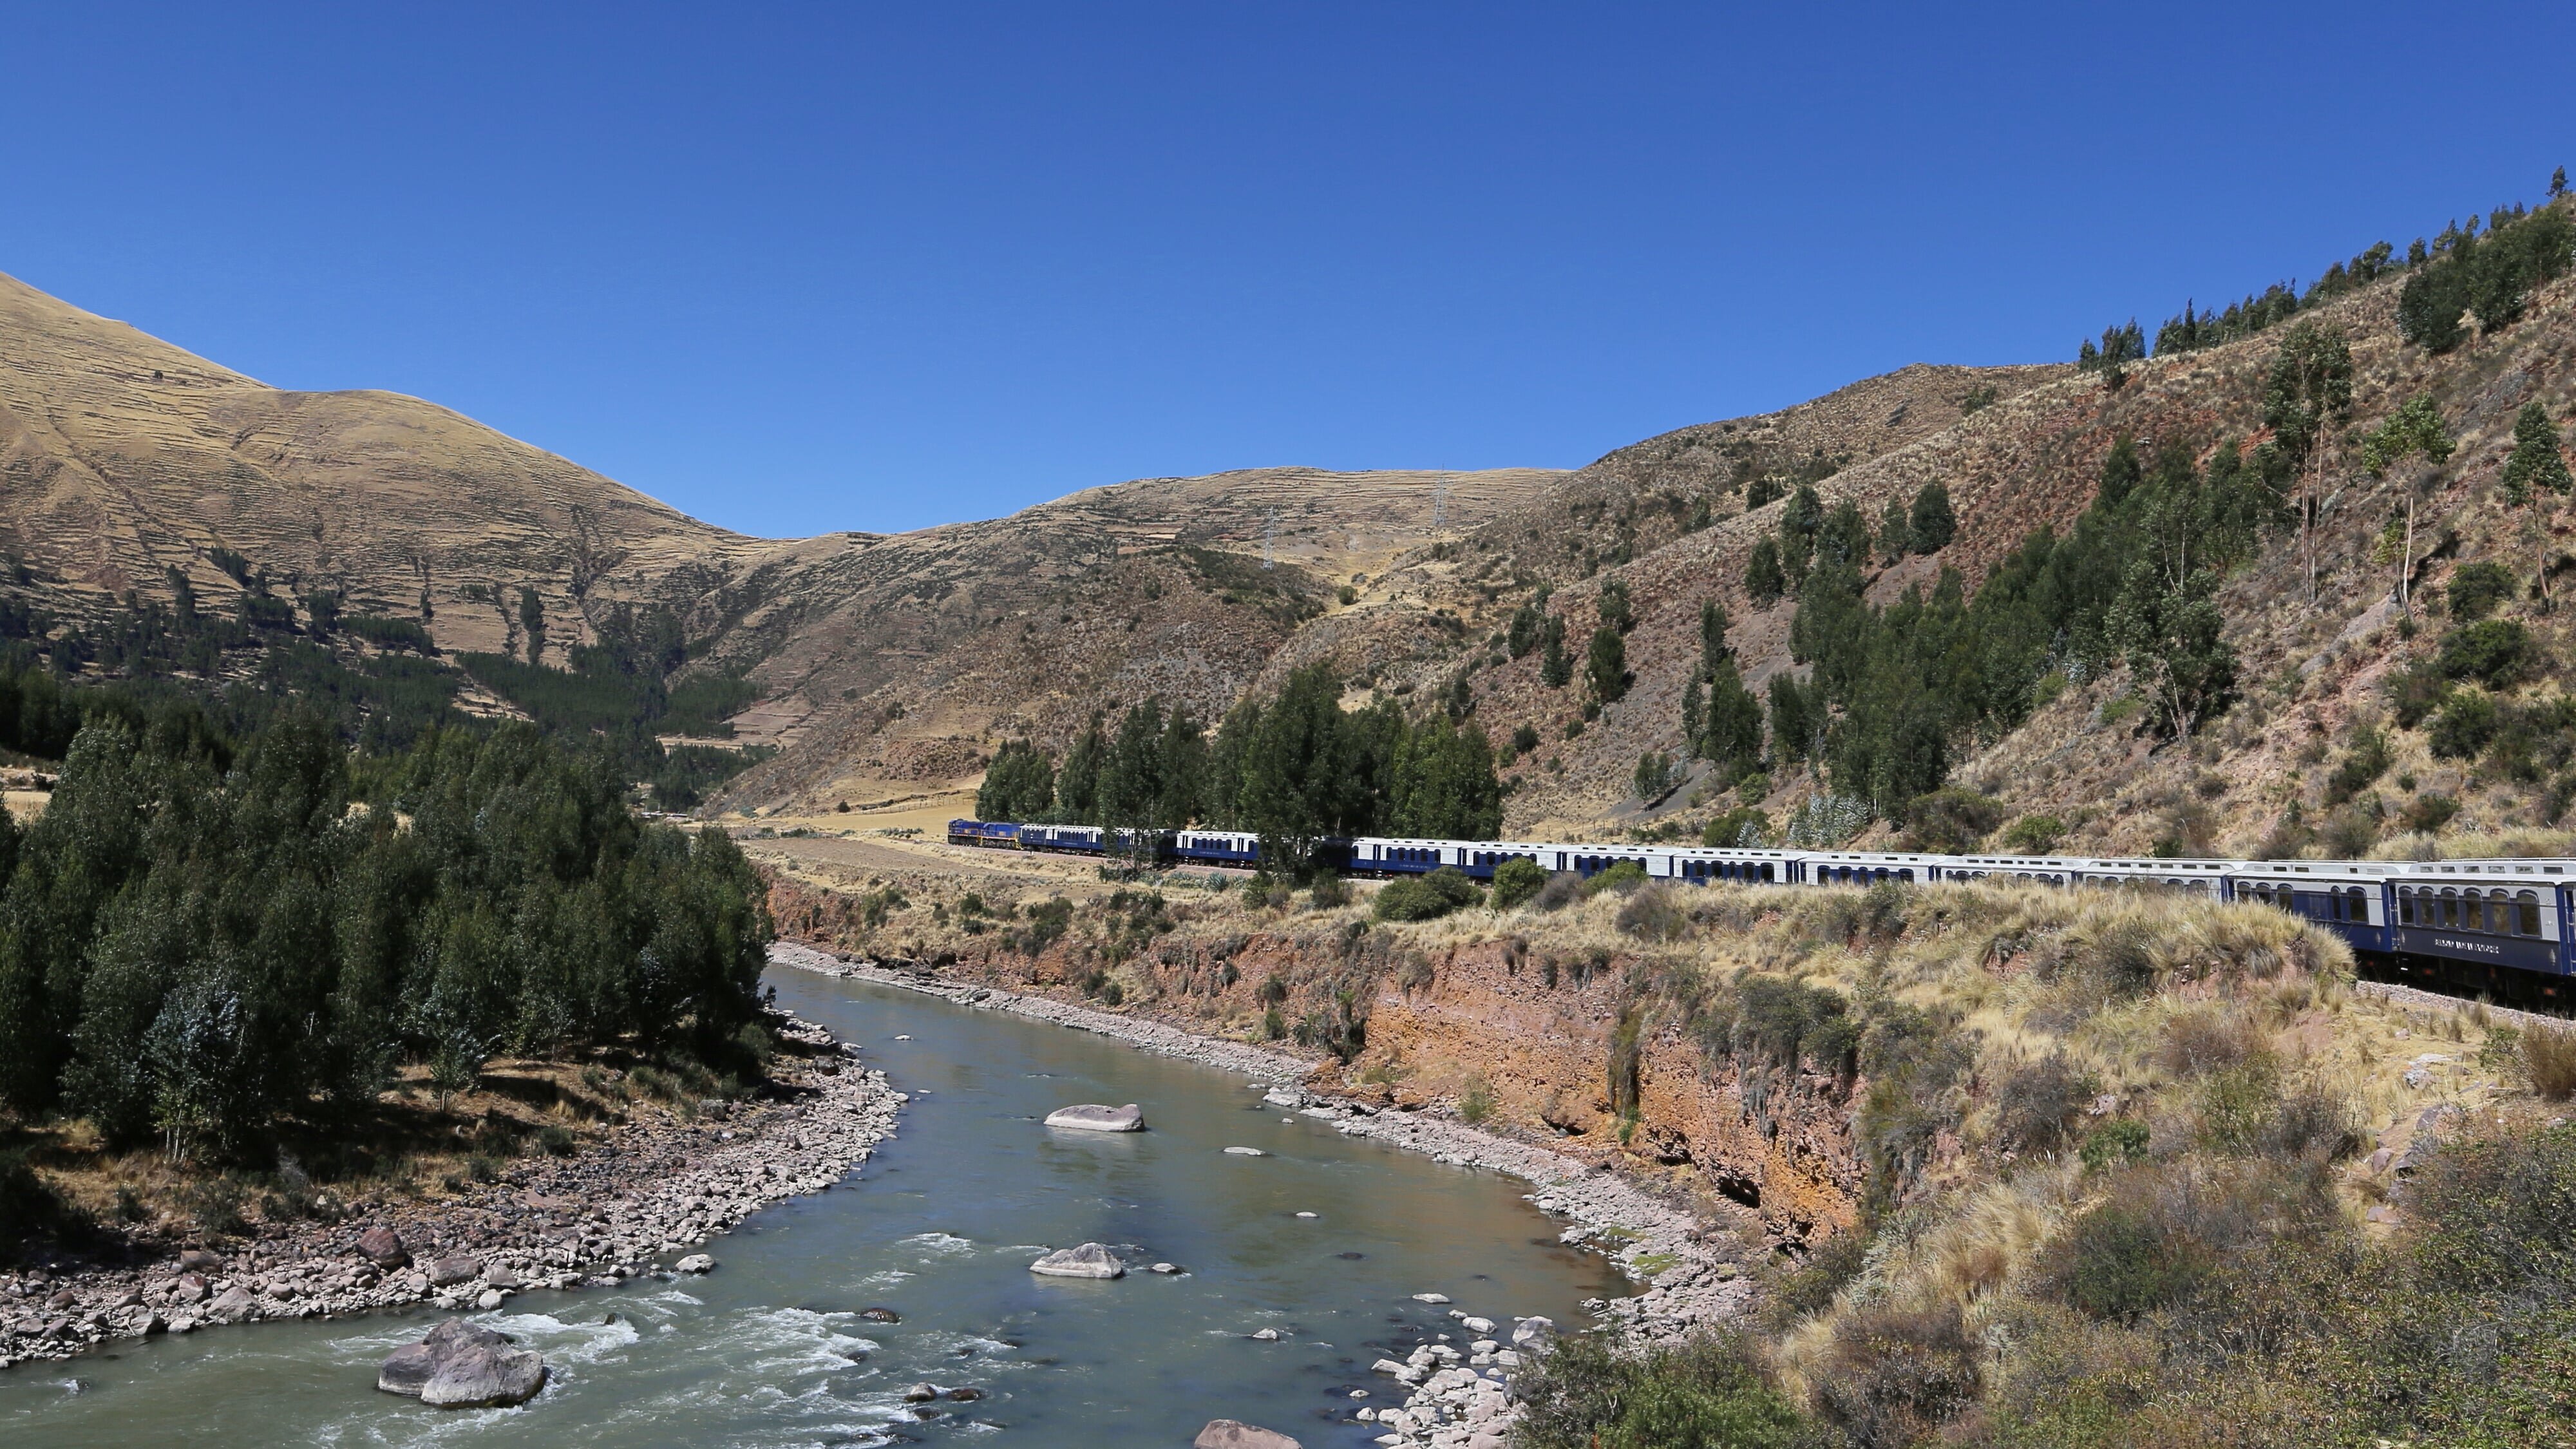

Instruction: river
[0,969,1623,1446]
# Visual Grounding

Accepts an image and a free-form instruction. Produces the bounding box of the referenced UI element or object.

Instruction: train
[945,818,2576,1003]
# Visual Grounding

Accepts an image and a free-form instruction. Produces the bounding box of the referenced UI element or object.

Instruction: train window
[2490,889,2510,933]
[2439,889,2459,928]
[2520,891,2544,937]
[2348,886,2369,922]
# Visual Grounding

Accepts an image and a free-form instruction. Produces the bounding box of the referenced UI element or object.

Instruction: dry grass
[2519,1021,2576,1100]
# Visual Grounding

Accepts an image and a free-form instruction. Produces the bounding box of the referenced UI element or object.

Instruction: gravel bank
[0,1012,902,1369]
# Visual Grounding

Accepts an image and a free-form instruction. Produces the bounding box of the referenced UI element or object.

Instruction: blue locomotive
[943,819,2572,1002]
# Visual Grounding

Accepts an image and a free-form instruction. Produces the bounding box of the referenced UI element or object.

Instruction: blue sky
[4,4,2570,538]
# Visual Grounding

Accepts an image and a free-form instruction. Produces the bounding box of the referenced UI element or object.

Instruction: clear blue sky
[4,4,2569,538]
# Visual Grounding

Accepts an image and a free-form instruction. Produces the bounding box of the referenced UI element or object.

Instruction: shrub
[1374,866,1484,922]
[2157,1008,2262,1079]
[2438,620,2537,688]
[1765,1230,1870,1328]
[2507,1022,2576,1100]
[1616,884,1690,942]
[2386,661,2454,728]
[536,1124,578,1157]
[2324,724,2392,804]
[2447,561,2519,621]
[1531,871,1585,913]
[1582,860,1651,896]
[2428,689,2499,759]
[1511,1332,1813,1449]
[1307,873,1349,909]
[2402,792,2461,833]
[2408,1122,2576,1298]
[1994,1052,2099,1155]
[1812,1304,1982,1449]
[1491,857,1548,910]
[1903,787,2004,853]
[1459,1074,1495,1125]
[2000,813,2065,854]
[2042,1191,2212,1323]
[2079,1118,2151,1173]
[1701,806,1770,848]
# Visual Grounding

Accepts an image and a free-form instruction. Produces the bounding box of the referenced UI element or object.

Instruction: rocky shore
[0,1012,902,1370]
[771,943,1756,1346]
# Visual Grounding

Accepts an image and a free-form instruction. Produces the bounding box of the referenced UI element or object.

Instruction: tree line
[974,664,1504,872]
[0,703,772,1163]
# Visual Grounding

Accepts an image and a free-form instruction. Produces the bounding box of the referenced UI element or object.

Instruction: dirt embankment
[762,869,1866,1256]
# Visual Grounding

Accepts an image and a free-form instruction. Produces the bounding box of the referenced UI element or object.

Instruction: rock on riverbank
[0,1012,902,1368]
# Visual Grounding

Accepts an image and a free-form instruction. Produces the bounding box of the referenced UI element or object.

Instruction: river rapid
[0,969,1623,1447]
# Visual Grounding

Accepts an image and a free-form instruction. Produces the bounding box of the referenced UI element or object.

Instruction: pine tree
[1779,484,1823,585]
[1699,600,1730,672]
[1679,677,1706,759]
[1877,494,1911,562]
[1538,615,1571,687]
[1586,627,1628,705]
[1766,672,1814,768]
[2552,166,2568,200]
[2098,435,2144,510]
[1745,538,1786,607]
[1704,650,1763,770]
[2501,402,2574,606]
[1506,600,1543,658]
[1909,481,1955,553]
[976,740,1056,820]
[1056,712,1108,820]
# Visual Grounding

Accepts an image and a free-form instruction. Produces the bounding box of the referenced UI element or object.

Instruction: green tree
[2098,435,2144,511]
[2501,402,2574,605]
[1679,676,1705,759]
[1239,665,1359,876]
[1538,614,1572,688]
[1586,626,1629,705]
[2262,322,2354,601]
[1744,538,1786,607]
[1875,493,1911,562]
[1055,712,1108,821]
[975,740,1056,821]
[1596,577,1633,633]
[1767,673,1816,769]
[1390,715,1502,838]
[517,587,546,665]
[1703,650,1764,770]
[2106,562,2237,737]
[1507,600,1544,658]
[1909,480,1956,552]
[1778,484,1823,586]
[2358,394,2455,477]
[1698,600,1730,672]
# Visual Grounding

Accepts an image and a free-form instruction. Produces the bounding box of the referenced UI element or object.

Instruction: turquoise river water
[0,969,1622,1446]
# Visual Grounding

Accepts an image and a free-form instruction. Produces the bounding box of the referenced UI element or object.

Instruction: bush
[2324,723,2392,804]
[1459,1074,1495,1125]
[1812,1305,1982,1448]
[1994,1052,2098,1155]
[2000,813,2065,853]
[2447,561,2519,621]
[1616,884,1690,942]
[2408,1122,2576,1298]
[2403,792,2461,833]
[2428,690,2499,759]
[1511,1332,1814,1449]
[2439,620,2537,688]
[2042,1190,2212,1323]
[1531,871,1585,913]
[2079,1118,2150,1173]
[1491,857,1548,910]
[1307,873,1349,909]
[2505,1022,2576,1100]
[1903,787,2005,852]
[1701,806,1770,848]
[1583,860,1651,896]
[1374,866,1484,922]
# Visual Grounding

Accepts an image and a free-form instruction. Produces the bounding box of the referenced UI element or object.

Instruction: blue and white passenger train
[947,818,2576,1003]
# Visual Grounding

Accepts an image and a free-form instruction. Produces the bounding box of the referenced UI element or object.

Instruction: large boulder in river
[377,1318,549,1408]
[1044,1103,1144,1132]
[1195,1420,1302,1449]
[1029,1243,1124,1279]
[422,1341,549,1408]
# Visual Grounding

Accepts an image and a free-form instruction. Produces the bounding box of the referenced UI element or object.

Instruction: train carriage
[2075,857,2235,897]
[1173,829,1262,866]
[947,819,1021,848]
[1946,855,2084,887]
[2389,860,2576,980]
[2230,860,2401,955]
[1801,850,1944,886]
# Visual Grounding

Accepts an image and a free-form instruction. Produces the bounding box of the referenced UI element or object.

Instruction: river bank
[768,942,1756,1346]
[0,1012,902,1370]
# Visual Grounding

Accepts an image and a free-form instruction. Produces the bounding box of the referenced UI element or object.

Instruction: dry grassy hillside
[0,269,771,661]
[1347,221,2576,847]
